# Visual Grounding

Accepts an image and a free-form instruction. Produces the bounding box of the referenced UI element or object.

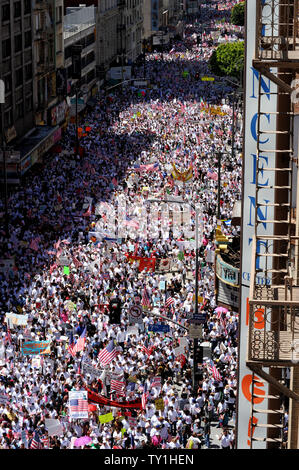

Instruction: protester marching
[0,1,242,449]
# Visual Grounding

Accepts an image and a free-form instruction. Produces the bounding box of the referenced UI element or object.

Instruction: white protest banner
[81,360,103,379]
[45,418,64,437]
[5,313,28,328]
[127,325,139,336]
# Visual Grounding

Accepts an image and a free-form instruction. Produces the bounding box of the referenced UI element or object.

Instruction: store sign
[31,133,56,165]
[216,255,239,287]
[20,154,32,176]
[237,0,278,449]
[49,100,68,126]
[218,281,239,309]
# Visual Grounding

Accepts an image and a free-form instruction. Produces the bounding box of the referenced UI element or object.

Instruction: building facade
[64,5,98,118]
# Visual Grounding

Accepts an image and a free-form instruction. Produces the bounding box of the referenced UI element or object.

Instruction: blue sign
[148,323,170,333]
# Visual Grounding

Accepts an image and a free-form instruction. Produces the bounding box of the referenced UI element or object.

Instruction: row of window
[3,95,32,127]
[2,31,32,58]
[3,62,32,92]
[64,33,96,60]
[2,0,31,22]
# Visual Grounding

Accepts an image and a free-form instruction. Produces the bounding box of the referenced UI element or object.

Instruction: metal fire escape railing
[247,0,299,449]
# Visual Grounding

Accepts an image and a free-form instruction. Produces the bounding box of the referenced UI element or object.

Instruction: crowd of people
[0,2,243,449]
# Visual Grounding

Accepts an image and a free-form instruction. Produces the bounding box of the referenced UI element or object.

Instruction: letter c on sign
[241,374,265,404]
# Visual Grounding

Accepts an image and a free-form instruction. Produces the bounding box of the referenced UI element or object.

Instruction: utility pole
[231,90,236,162]
[217,152,221,221]
[0,97,9,239]
[143,38,146,79]
[75,85,79,155]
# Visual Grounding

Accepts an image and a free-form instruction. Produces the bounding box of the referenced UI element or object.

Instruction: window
[2,4,10,22]
[4,109,12,127]
[25,63,32,81]
[14,2,21,18]
[25,95,32,112]
[4,74,12,94]
[24,30,31,48]
[15,68,23,87]
[14,34,22,53]
[2,39,11,59]
[16,101,24,119]
[24,0,31,15]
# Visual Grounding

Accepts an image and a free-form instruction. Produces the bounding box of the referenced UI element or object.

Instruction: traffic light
[195,72,199,80]
[109,298,121,324]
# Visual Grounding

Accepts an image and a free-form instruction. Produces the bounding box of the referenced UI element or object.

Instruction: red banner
[125,254,156,272]
[85,387,143,410]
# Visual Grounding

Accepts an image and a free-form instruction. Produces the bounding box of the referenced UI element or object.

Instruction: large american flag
[111,378,126,396]
[98,339,118,366]
[68,327,86,357]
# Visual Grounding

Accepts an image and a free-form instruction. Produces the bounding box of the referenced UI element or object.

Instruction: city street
[0,2,242,450]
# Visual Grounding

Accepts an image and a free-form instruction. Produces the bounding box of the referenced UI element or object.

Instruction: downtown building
[0,0,66,184]
[237,0,299,450]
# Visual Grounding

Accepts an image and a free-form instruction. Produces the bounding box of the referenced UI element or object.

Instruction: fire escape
[247,0,299,448]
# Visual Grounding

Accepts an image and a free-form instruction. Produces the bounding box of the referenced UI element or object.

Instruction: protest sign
[21,340,51,355]
[99,412,114,424]
[69,390,88,419]
[45,419,64,437]
[5,313,28,328]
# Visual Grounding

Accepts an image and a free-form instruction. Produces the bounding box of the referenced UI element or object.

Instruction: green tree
[209,41,244,80]
[231,1,245,26]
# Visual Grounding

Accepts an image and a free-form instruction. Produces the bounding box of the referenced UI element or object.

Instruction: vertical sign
[237,0,277,448]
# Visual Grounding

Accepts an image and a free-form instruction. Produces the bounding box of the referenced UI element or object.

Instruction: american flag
[164,296,174,312]
[141,383,149,410]
[141,338,155,358]
[68,327,86,357]
[111,379,126,396]
[151,376,162,390]
[124,215,140,230]
[30,431,43,449]
[41,436,50,449]
[141,287,151,309]
[69,395,89,414]
[207,361,222,382]
[98,339,118,366]
[4,328,12,345]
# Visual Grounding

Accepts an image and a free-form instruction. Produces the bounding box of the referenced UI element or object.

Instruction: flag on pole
[141,287,151,309]
[98,340,118,366]
[141,383,149,410]
[164,295,175,310]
